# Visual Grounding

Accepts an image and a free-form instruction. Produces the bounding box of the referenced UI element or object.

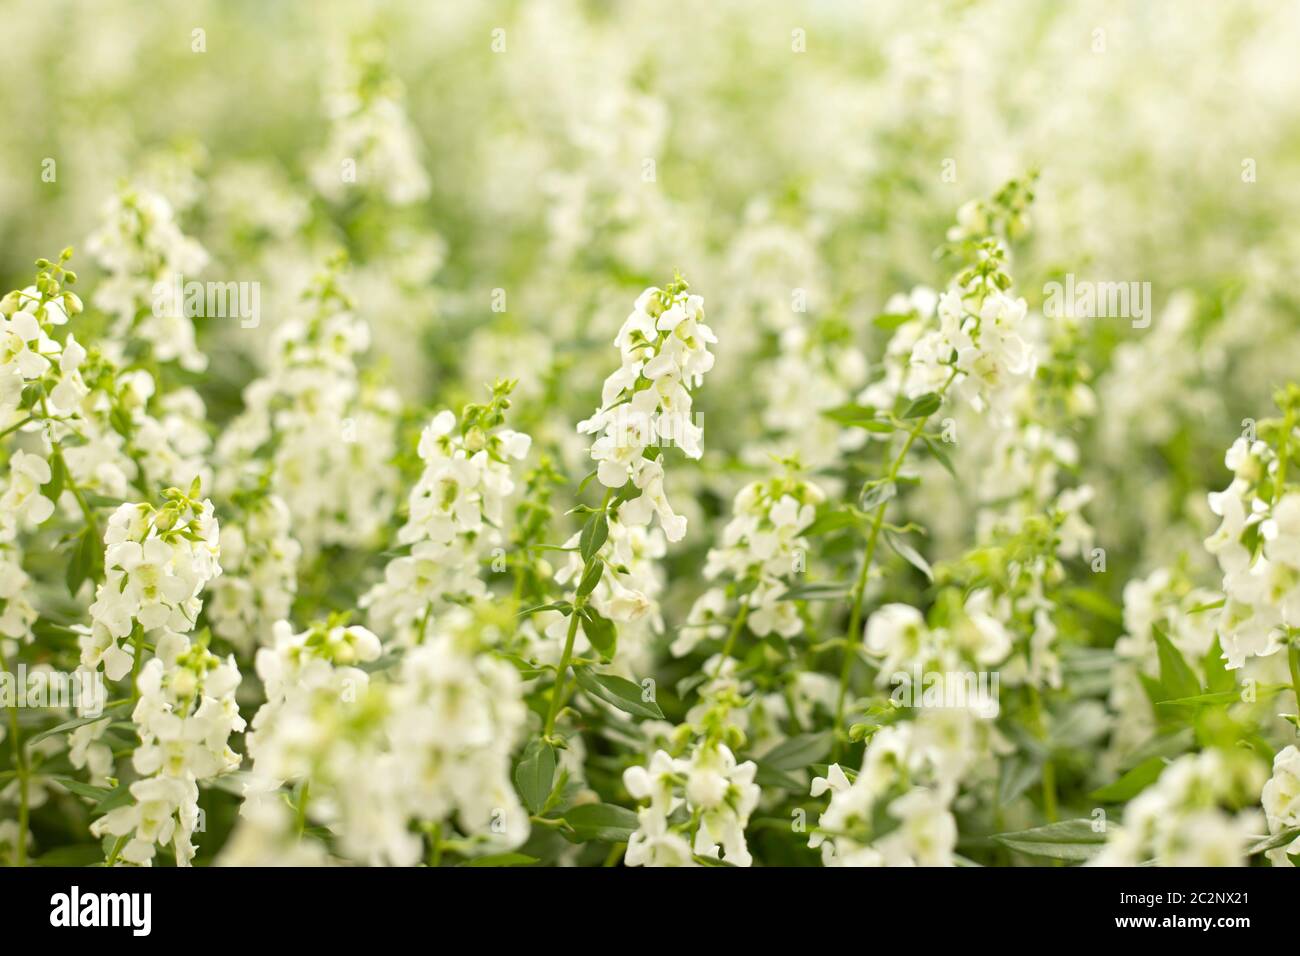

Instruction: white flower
[624,807,697,867]
[363,395,531,642]
[1093,751,1264,867]
[580,283,715,543]
[863,604,928,676]
[623,742,759,867]
[1,450,54,531]
[1261,746,1300,867]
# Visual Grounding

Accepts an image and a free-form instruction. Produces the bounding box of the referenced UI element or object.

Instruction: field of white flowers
[2,0,1300,869]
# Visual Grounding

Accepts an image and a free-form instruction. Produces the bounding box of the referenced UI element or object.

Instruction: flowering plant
[3,1,1300,871]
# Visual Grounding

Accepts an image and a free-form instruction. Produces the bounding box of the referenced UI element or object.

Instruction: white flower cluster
[92,635,244,866]
[674,473,825,656]
[4,256,212,502]
[363,399,531,641]
[975,425,1095,557]
[907,241,1036,416]
[1204,432,1300,668]
[857,287,939,415]
[81,494,221,681]
[579,282,716,543]
[215,269,399,556]
[207,496,302,654]
[242,619,382,806]
[623,740,760,867]
[1261,745,1300,867]
[0,448,52,644]
[749,324,867,471]
[1,281,82,420]
[1093,750,1263,866]
[864,597,1012,681]
[240,610,529,865]
[811,725,958,867]
[312,42,430,206]
[0,545,38,642]
[545,516,666,670]
[85,186,210,372]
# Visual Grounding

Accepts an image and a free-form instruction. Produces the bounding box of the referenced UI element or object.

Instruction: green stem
[40,396,102,545]
[0,415,37,440]
[542,490,613,738]
[0,645,28,866]
[1289,644,1300,714]
[428,821,443,867]
[712,603,750,678]
[832,369,958,759]
[105,835,127,867]
[543,610,583,738]
[602,842,626,867]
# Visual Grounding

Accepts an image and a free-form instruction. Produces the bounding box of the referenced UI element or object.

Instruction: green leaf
[576,559,604,598]
[26,707,121,748]
[91,783,133,817]
[43,453,66,502]
[821,404,894,432]
[1248,826,1300,855]
[885,532,932,581]
[821,403,876,425]
[997,754,1041,806]
[579,511,609,562]
[1202,636,1236,694]
[759,732,832,770]
[754,763,806,791]
[902,392,942,419]
[48,775,115,802]
[563,803,639,843]
[580,607,617,660]
[1089,756,1166,803]
[859,480,896,511]
[992,819,1107,862]
[1153,626,1201,701]
[798,507,864,538]
[66,525,103,597]
[573,667,663,719]
[517,600,573,617]
[33,844,108,867]
[1154,691,1241,710]
[515,739,556,815]
[460,853,539,867]
[923,436,957,479]
[778,581,850,602]
[1061,587,1123,624]
[872,312,915,332]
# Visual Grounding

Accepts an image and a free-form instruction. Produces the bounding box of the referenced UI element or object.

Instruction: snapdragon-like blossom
[623,740,760,867]
[236,610,529,865]
[811,725,958,867]
[907,240,1036,417]
[1204,424,1300,668]
[207,496,302,653]
[92,635,244,866]
[1261,746,1300,867]
[215,266,399,556]
[362,393,531,642]
[85,186,210,372]
[81,494,221,681]
[674,472,825,657]
[1093,750,1263,867]
[579,281,716,543]
[312,42,430,206]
